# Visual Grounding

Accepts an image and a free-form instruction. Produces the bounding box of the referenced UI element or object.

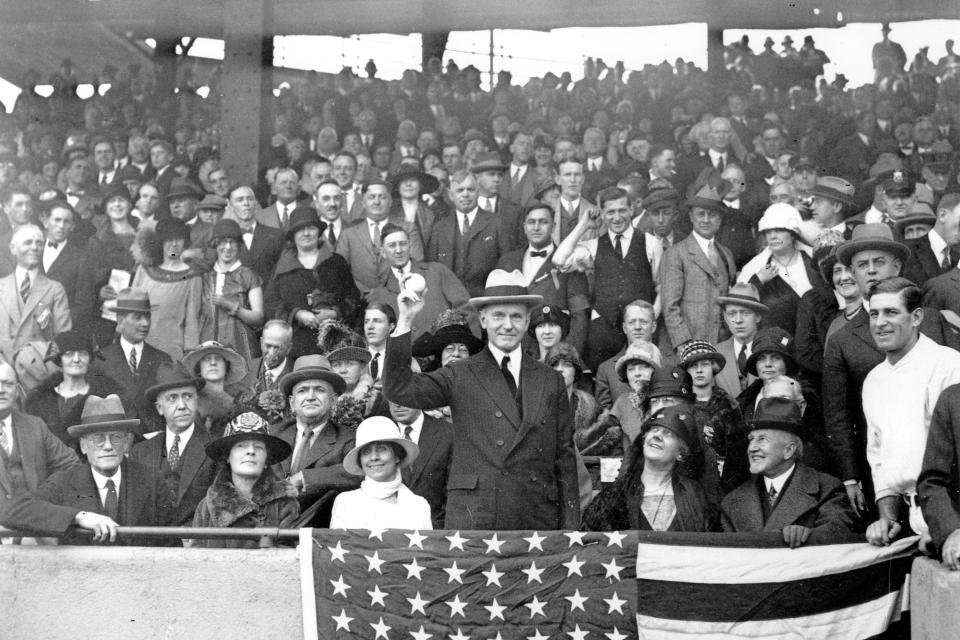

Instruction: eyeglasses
[85,432,129,446]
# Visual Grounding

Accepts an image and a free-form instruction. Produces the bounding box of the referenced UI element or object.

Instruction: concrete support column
[707,26,725,75]
[220,0,273,189]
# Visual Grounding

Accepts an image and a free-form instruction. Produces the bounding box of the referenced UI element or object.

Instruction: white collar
[765,463,796,494]
[692,231,714,256]
[266,358,288,379]
[608,226,634,243]
[560,197,581,210]
[487,343,522,382]
[165,424,195,453]
[398,412,425,444]
[709,148,727,160]
[928,227,948,258]
[92,465,122,490]
[119,336,143,356]
[15,266,39,283]
[457,207,479,219]
[214,260,242,274]
[296,419,327,437]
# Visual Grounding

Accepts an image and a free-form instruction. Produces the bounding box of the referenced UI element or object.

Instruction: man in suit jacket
[593,302,662,409]
[721,398,858,547]
[499,132,537,209]
[241,319,295,395]
[427,170,513,297]
[496,203,590,354]
[384,269,580,530]
[367,224,471,340]
[391,402,452,529]
[0,360,78,504]
[273,355,360,525]
[905,192,960,287]
[472,152,523,250]
[713,283,768,399]
[89,289,172,434]
[0,395,160,544]
[257,167,300,229]
[149,140,177,196]
[553,159,598,245]
[226,185,283,285]
[919,384,960,564]
[0,225,72,362]
[660,186,737,353]
[129,362,216,527]
[40,201,85,324]
[581,127,622,202]
[331,152,367,224]
[829,111,879,184]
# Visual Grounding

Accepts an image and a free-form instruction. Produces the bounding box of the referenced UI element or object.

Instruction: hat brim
[205,432,292,466]
[182,345,249,386]
[894,215,936,231]
[113,304,152,315]
[411,328,485,358]
[683,198,728,214]
[616,355,660,383]
[327,346,372,365]
[67,419,141,438]
[716,296,770,314]
[392,170,440,194]
[343,437,419,476]
[469,294,543,310]
[166,190,200,201]
[679,351,726,370]
[145,377,206,404]
[747,419,804,437]
[745,349,798,377]
[472,163,509,174]
[278,368,346,396]
[835,238,910,266]
[808,185,857,208]
[286,218,328,241]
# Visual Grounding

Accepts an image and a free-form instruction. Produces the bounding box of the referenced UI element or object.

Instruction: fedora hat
[528,304,570,338]
[278,354,346,396]
[144,361,205,404]
[684,184,728,215]
[745,327,798,377]
[285,205,327,241]
[205,411,292,465]
[835,222,910,266]
[46,329,99,363]
[615,341,663,382]
[113,288,152,315]
[468,269,543,310]
[894,202,937,234]
[66,394,140,438]
[182,341,249,387]
[197,194,228,210]
[470,151,508,174]
[342,416,419,476]
[391,166,440,195]
[166,177,202,201]
[716,282,769,314]
[808,176,857,209]
[748,396,804,437]
[678,339,726,371]
[115,164,144,184]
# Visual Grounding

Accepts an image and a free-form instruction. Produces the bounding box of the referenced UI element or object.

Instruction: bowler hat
[285,206,327,241]
[835,222,910,266]
[745,327,798,377]
[468,269,543,310]
[66,394,140,438]
[646,366,695,401]
[166,177,202,201]
[144,361,205,404]
[391,166,440,195]
[342,416,419,476]
[678,340,726,371]
[615,342,663,382]
[205,411,291,465]
[470,152,508,174]
[528,305,570,338]
[748,396,804,437]
[278,354,346,396]
[113,288,152,315]
[182,341,249,387]
[716,282,770,314]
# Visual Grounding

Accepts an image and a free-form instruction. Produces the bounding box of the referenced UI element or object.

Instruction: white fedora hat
[468,269,544,310]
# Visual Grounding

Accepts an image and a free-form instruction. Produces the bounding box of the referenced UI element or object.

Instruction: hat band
[721,294,762,305]
[80,413,128,424]
[483,285,530,297]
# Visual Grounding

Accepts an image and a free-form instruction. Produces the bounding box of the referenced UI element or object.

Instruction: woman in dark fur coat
[581,406,717,532]
[190,411,299,548]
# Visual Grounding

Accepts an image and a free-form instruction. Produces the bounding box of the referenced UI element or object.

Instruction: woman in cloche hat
[190,409,299,548]
[329,416,432,530]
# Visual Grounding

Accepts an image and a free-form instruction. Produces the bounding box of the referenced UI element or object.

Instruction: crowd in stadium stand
[4,22,960,568]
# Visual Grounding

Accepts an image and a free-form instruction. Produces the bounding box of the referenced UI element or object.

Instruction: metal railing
[0,526,303,545]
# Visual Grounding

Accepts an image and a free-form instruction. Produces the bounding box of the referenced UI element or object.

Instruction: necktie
[737,344,748,378]
[281,204,289,227]
[128,348,138,373]
[708,241,722,270]
[167,434,181,471]
[403,425,414,441]
[104,479,119,520]
[460,213,470,235]
[716,154,725,171]
[614,234,624,260]
[0,427,9,456]
[500,355,518,397]
[512,167,521,184]
[943,248,952,271]
[530,249,548,258]
[19,272,30,302]
[290,427,312,473]
[328,225,337,247]
[661,236,670,252]
[264,370,275,389]
[767,484,778,507]
[370,352,380,380]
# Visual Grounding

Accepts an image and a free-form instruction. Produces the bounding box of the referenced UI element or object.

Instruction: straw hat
[468,269,543,310]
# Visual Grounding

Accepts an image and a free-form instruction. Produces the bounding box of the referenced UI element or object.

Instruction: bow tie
[66,190,81,197]
[47,241,59,250]
[529,250,548,258]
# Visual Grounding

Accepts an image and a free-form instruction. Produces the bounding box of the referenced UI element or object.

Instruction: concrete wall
[913,557,960,640]
[0,546,303,640]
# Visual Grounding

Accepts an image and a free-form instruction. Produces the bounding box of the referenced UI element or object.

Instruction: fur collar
[203,466,298,528]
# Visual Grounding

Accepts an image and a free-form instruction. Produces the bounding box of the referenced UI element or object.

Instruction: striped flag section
[633,531,918,640]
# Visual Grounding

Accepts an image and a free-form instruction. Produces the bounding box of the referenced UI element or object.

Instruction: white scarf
[360,469,403,500]
[738,245,814,298]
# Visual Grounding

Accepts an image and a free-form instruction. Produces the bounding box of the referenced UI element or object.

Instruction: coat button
[495,411,503,418]
[496,439,505,446]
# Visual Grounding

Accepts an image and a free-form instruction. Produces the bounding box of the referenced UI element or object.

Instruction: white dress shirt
[241,221,257,250]
[42,239,66,273]
[708,148,728,169]
[15,266,39,299]
[691,231,715,260]
[119,336,144,369]
[567,226,656,272]
[92,466,123,508]
[166,424,195,458]
[511,164,528,183]
[399,412,425,445]
[521,244,553,284]
[765,464,796,496]
[487,343,522,389]
[457,207,478,234]
[927,228,949,267]
[0,414,12,456]
[479,196,498,212]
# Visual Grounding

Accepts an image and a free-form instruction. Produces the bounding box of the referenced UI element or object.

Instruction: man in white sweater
[862,277,960,547]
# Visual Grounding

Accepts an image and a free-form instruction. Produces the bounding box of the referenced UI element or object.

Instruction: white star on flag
[523,531,546,551]
[482,563,505,587]
[404,558,425,580]
[485,598,507,621]
[567,624,590,640]
[449,628,470,640]
[526,628,549,640]
[366,550,386,574]
[565,589,589,612]
[444,561,466,583]
[524,595,547,618]
[368,528,387,541]
[562,555,585,577]
[446,531,469,551]
[331,608,353,631]
[371,617,391,640]
[406,530,427,549]
[604,592,627,615]
[368,584,388,607]
[564,531,588,547]
[407,591,429,615]
[602,557,624,580]
[483,533,505,554]
[605,628,628,640]
[330,574,351,597]
[411,625,432,640]
[328,540,349,563]
[488,634,504,640]
[604,531,627,548]
[522,561,545,584]
[446,594,468,617]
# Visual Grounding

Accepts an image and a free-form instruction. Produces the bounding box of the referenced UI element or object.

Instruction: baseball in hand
[401,273,427,295]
